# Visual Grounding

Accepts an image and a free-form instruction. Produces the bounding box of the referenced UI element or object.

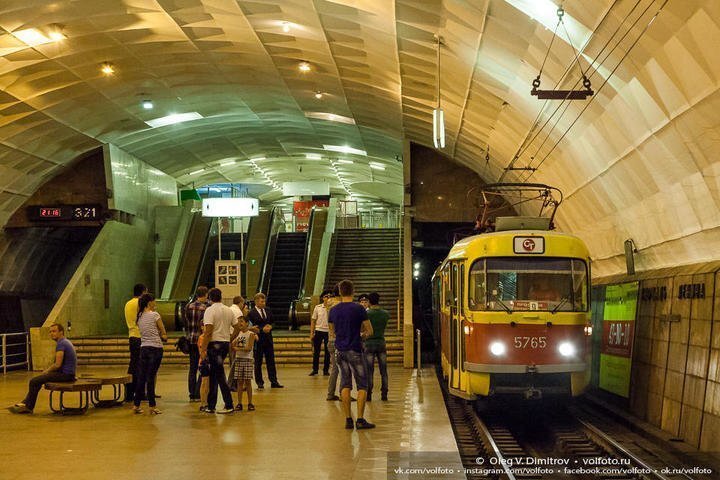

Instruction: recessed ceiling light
[306,112,355,125]
[282,22,291,33]
[336,159,354,164]
[220,160,236,166]
[298,61,311,72]
[314,91,323,99]
[305,153,322,160]
[251,156,266,161]
[141,100,154,110]
[12,28,54,46]
[47,24,66,41]
[100,62,115,75]
[369,162,386,171]
[145,112,203,128]
[189,168,205,176]
[323,145,367,156]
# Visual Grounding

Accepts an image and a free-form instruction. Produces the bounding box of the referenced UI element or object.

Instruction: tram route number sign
[27,204,102,222]
[514,336,547,349]
[513,236,545,254]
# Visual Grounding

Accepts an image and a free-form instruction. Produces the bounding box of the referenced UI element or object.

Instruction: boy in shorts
[231,317,257,411]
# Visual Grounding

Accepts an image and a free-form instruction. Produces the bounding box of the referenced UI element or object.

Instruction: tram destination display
[27,204,102,222]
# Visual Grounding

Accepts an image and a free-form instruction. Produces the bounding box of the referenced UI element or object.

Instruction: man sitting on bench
[12,323,77,414]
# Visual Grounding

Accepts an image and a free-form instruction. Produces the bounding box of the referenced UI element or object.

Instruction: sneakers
[234,404,243,411]
[270,383,284,388]
[199,405,208,412]
[216,407,233,414]
[189,397,201,403]
[133,406,143,414]
[326,395,340,401]
[11,405,32,414]
[308,371,318,376]
[345,417,355,429]
[150,408,162,415]
[247,403,255,411]
[204,408,216,414]
[356,418,376,430]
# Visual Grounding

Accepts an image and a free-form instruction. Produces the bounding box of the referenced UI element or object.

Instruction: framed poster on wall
[215,260,241,305]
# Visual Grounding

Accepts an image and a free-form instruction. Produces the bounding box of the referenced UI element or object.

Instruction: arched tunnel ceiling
[0,0,718,277]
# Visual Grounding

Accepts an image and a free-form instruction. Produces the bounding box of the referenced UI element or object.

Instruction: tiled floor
[0,365,460,480]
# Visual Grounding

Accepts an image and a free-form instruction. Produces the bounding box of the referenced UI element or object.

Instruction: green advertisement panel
[598,282,638,397]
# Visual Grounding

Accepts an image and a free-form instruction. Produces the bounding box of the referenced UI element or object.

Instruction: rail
[2,332,30,374]
[415,328,422,376]
[258,206,285,294]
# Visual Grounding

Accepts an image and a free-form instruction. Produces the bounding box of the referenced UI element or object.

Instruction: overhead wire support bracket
[530,5,593,100]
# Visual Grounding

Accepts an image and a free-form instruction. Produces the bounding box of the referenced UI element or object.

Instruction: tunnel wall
[595,262,720,451]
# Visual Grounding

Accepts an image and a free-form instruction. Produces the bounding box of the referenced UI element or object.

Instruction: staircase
[324,229,402,322]
[72,332,404,366]
[266,232,306,327]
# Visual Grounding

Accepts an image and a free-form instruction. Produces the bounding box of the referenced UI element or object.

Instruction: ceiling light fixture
[369,162,386,171]
[323,145,366,156]
[251,156,266,161]
[298,61,311,73]
[433,35,445,149]
[145,112,203,128]
[314,91,323,99]
[305,153,322,160]
[142,100,154,110]
[282,22,291,33]
[189,168,205,176]
[305,112,355,125]
[101,62,115,76]
[12,28,53,46]
[47,24,66,41]
[220,160,236,166]
[336,159,354,164]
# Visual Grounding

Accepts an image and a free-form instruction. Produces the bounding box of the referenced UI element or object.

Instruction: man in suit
[248,293,284,389]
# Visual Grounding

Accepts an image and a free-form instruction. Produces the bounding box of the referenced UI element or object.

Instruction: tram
[432,184,592,400]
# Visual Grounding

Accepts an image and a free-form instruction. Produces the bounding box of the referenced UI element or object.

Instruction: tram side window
[572,259,588,311]
[468,259,486,311]
[443,266,452,307]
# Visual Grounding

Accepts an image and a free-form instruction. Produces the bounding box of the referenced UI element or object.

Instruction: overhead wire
[522,0,670,182]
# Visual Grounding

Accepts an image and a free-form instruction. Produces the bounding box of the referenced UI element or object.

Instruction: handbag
[175,336,191,355]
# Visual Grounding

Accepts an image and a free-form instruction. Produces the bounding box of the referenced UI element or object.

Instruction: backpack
[175,336,191,355]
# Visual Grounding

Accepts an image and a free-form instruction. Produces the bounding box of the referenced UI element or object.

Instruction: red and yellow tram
[432,186,592,400]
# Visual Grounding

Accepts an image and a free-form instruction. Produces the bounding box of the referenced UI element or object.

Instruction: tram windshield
[468,257,588,312]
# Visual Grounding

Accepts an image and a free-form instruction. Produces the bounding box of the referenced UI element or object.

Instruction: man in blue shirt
[12,323,77,414]
[329,279,375,429]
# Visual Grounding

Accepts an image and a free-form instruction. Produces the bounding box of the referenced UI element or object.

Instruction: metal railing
[416,328,422,376]
[1,332,30,374]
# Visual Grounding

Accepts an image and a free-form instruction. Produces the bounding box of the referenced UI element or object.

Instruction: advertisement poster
[599,282,638,397]
[293,200,329,232]
[215,260,241,303]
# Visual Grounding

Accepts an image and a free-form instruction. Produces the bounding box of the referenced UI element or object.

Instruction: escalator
[163,211,213,301]
[265,232,306,328]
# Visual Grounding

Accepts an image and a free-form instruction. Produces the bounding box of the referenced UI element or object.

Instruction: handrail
[1,332,30,374]
[192,215,216,300]
[297,207,317,300]
[258,206,284,294]
[416,328,422,376]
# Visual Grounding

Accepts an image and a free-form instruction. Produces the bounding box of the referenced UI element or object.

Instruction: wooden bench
[44,380,102,415]
[78,374,132,407]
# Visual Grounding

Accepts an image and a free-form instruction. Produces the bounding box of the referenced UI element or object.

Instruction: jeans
[254,338,278,386]
[311,331,330,374]
[327,340,339,399]
[364,348,388,397]
[125,336,141,402]
[23,371,75,411]
[188,343,200,399]
[207,341,233,410]
[134,346,163,407]
[337,350,368,391]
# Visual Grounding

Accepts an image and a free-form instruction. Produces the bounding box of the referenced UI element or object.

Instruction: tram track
[440,373,703,480]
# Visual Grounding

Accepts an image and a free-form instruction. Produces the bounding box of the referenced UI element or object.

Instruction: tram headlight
[558,342,576,357]
[463,325,470,335]
[584,325,593,336]
[490,342,506,356]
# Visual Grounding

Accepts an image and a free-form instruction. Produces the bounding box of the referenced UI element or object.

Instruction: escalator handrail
[191,216,215,300]
[258,206,284,295]
[297,207,317,300]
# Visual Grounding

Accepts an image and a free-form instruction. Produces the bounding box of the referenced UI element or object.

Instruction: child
[197,326,211,413]
[231,317,256,411]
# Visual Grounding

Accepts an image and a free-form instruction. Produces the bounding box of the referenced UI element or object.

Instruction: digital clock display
[28,205,102,222]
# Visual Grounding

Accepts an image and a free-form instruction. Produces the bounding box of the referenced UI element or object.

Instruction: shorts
[336,350,367,391]
[231,358,254,381]
[199,359,210,377]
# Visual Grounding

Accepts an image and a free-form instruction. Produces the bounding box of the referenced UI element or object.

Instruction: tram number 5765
[514,336,547,349]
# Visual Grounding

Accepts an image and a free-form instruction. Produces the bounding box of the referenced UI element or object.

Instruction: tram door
[450,262,463,389]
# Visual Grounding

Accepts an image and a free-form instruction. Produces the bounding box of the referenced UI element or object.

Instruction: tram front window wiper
[551,297,569,314]
[489,292,512,314]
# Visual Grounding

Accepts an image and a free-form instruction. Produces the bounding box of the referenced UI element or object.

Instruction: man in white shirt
[309,289,332,376]
[200,288,239,414]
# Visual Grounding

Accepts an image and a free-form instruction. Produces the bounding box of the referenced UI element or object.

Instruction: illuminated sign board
[202,198,259,217]
[28,205,102,221]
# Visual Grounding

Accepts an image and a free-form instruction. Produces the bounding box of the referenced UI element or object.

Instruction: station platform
[1,365,460,480]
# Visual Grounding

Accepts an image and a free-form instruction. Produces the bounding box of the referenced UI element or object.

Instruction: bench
[44,380,102,415]
[78,374,132,407]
